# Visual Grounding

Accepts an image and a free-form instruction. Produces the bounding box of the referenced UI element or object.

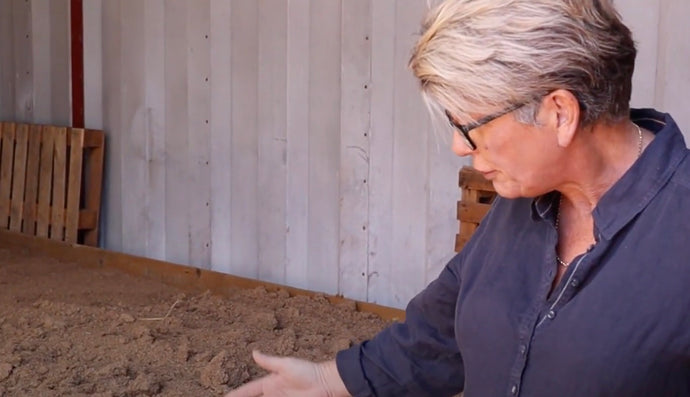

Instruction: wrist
[317,360,350,397]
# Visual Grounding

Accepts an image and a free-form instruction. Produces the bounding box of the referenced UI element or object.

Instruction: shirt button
[511,384,518,394]
[570,278,580,288]
[519,344,526,355]
[547,310,556,319]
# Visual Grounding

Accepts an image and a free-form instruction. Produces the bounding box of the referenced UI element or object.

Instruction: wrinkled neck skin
[555,119,650,217]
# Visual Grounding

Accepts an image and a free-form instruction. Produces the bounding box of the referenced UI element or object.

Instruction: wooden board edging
[0,229,405,322]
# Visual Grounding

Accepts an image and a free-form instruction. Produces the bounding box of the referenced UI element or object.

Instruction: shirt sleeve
[335,254,465,397]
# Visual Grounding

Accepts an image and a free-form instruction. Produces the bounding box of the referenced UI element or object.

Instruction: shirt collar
[531,109,688,240]
[532,191,558,222]
[595,109,688,240]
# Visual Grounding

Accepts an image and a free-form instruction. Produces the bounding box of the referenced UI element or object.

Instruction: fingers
[224,351,291,397]
[251,350,285,373]
[223,377,264,397]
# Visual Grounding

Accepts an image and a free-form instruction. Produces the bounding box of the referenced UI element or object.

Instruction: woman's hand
[224,350,350,397]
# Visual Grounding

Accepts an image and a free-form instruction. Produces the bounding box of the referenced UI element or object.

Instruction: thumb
[252,350,286,373]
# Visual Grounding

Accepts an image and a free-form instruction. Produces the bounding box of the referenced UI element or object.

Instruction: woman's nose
[452,130,474,156]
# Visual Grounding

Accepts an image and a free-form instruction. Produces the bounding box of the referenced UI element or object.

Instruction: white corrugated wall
[0,0,688,308]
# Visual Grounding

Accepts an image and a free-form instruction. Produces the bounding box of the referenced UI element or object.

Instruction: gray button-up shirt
[336,108,690,396]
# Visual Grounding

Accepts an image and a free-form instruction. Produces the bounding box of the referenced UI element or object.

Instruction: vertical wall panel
[49,0,70,125]
[618,0,661,110]
[1,0,69,125]
[656,0,690,137]
[13,0,33,122]
[308,0,342,295]
[425,135,462,286]
[339,0,372,301]
[230,0,259,278]
[32,0,53,124]
[164,0,191,264]
[119,0,148,258]
[367,0,396,306]
[257,0,288,283]
[0,0,14,120]
[209,0,233,273]
[285,0,311,290]
[388,0,429,307]
[187,0,212,269]
[101,0,123,252]
[83,0,103,129]
[144,0,167,261]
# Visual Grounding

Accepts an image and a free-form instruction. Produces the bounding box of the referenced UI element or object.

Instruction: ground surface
[0,247,390,397]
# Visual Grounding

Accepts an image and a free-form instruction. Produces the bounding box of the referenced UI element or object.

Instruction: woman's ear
[544,89,580,148]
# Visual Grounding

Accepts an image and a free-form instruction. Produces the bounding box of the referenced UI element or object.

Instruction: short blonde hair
[409,0,636,126]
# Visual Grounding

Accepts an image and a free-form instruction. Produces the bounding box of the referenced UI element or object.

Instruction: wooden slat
[64,128,84,243]
[9,124,29,232]
[459,166,494,191]
[83,130,104,148]
[82,130,104,246]
[459,224,476,239]
[457,187,476,253]
[459,186,479,252]
[21,124,42,235]
[462,187,479,212]
[457,200,492,224]
[49,127,67,241]
[36,126,55,238]
[457,225,476,251]
[0,122,16,229]
[1,200,96,230]
[78,209,97,229]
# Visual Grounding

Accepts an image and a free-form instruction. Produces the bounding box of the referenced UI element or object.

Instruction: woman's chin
[491,180,527,199]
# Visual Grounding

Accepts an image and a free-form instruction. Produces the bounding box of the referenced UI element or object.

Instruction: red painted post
[70,0,84,128]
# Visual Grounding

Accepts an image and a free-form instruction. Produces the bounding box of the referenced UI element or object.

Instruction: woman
[226,0,690,396]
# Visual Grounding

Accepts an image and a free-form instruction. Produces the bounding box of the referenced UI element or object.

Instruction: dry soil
[0,247,390,396]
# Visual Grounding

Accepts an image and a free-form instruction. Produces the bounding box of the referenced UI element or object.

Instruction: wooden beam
[78,209,97,229]
[81,130,104,246]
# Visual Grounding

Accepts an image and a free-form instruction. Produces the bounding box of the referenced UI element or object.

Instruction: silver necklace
[555,200,569,267]
[555,123,643,267]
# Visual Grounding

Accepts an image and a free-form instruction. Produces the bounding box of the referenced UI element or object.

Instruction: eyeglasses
[445,102,525,151]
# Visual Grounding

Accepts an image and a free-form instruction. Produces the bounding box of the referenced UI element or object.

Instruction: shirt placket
[505,227,600,397]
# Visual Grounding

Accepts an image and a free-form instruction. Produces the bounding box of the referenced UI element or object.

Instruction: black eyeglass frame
[445,102,526,151]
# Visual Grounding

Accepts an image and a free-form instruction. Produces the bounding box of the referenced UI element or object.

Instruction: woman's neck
[557,120,647,213]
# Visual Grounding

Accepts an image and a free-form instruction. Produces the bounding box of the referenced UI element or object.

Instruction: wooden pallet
[0,122,104,246]
[455,166,497,252]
